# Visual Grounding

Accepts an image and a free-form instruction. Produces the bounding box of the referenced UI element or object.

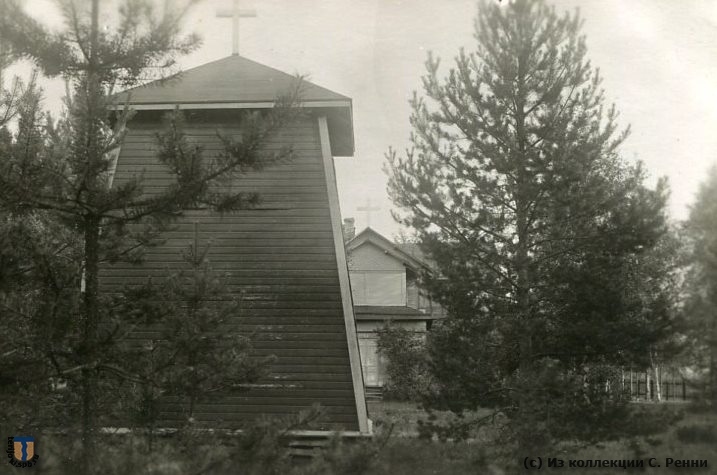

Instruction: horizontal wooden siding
[100,113,359,431]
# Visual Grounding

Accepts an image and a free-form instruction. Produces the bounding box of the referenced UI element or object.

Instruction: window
[358,337,387,386]
[350,270,406,306]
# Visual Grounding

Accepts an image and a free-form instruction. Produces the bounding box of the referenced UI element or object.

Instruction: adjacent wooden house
[343,226,445,394]
[101,55,369,434]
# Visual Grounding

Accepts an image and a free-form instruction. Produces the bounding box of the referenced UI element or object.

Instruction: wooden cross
[357,198,381,228]
[216,0,257,56]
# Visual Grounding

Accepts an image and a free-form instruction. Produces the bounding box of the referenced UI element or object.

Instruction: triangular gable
[112,55,354,157]
[346,227,431,272]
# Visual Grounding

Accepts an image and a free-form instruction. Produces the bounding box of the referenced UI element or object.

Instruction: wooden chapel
[100,45,369,434]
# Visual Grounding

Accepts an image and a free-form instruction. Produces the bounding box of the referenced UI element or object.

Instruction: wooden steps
[364,386,383,402]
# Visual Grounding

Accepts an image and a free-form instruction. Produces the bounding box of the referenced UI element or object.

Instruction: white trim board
[318,115,370,434]
[108,100,351,111]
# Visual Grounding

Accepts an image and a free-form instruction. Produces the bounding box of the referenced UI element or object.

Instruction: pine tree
[114,223,276,448]
[386,0,673,449]
[683,165,717,406]
[0,76,83,434]
[0,1,300,471]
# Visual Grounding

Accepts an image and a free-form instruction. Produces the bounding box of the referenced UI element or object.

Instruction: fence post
[649,380,654,401]
[683,380,686,401]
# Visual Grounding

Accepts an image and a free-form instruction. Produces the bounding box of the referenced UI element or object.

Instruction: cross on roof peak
[216,0,257,56]
[357,198,381,228]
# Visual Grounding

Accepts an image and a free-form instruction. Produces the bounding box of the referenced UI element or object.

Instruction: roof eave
[354,314,435,321]
[107,99,351,110]
[346,228,430,270]
[109,99,355,157]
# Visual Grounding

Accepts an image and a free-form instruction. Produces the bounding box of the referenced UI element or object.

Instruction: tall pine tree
[0,1,300,471]
[386,0,673,449]
[683,165,717,406]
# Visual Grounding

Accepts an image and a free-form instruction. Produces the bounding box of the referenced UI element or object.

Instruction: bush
[32,406,336,474]
[296,434,383,475]
[676,424,717,444]
[376,325,434,401]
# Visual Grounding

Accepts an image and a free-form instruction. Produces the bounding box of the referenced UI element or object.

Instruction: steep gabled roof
[113,55,354,156]
[346,227,432,271]
[115,55,350,105]
[395,242,427,263]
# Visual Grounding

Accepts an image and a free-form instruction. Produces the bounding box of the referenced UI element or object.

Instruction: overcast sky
[8,0,717,239]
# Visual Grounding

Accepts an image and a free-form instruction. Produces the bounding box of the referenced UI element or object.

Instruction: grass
[367,401,717,474]
[368,401,496,438]
[368,401,425,436]
[563,408,717,475]
[368,439,498,474]
[23,402,717,474]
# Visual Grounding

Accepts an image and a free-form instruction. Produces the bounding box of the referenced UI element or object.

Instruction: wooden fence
[625,371,703,402]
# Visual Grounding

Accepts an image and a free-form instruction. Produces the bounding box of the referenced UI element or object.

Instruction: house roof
[395,242,428,263]
[115,55,350,105]
[354,305,434,321]
[113,55,354,156]
[345,227,432,271]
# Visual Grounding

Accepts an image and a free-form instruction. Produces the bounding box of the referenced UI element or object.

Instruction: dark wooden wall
[100,111,360,431]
